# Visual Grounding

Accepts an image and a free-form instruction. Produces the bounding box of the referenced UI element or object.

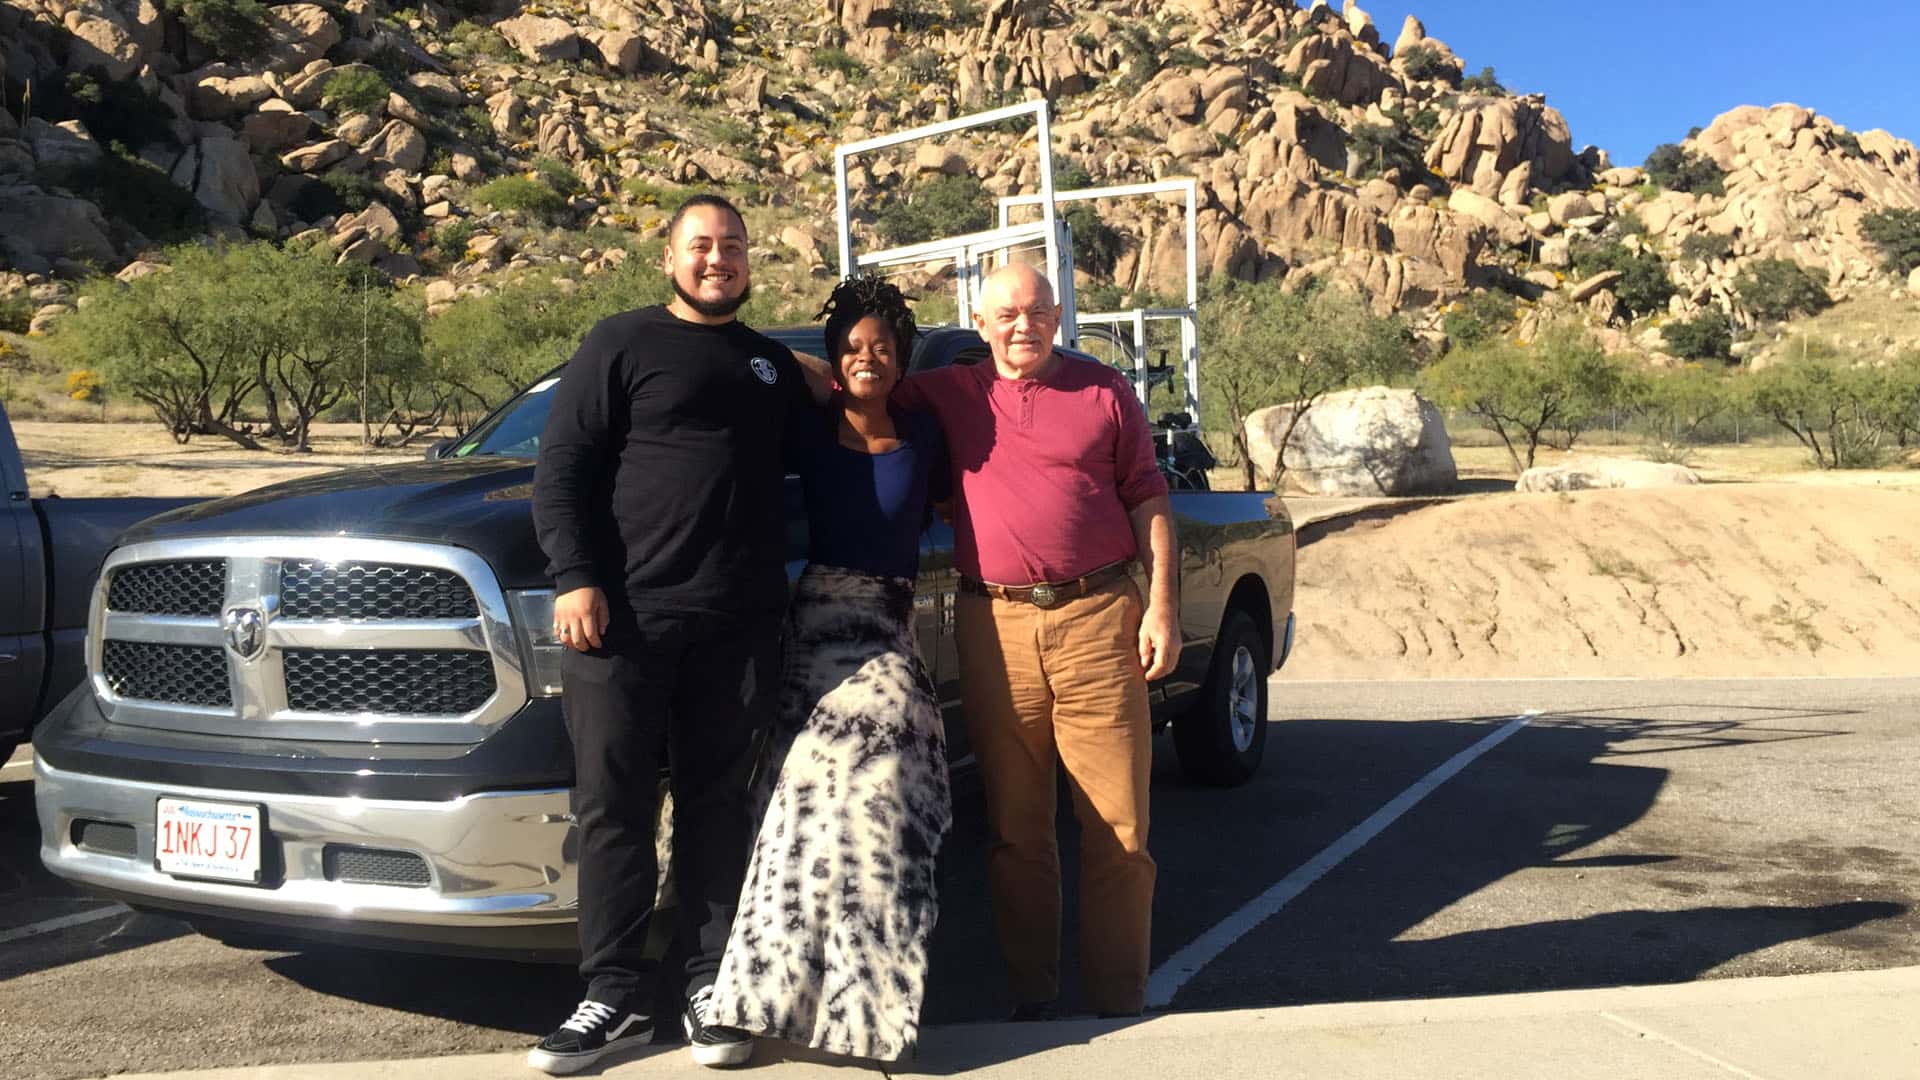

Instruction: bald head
[975,264,1062,379]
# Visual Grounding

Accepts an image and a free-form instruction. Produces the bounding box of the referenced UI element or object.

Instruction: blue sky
[1354,1,1920,165]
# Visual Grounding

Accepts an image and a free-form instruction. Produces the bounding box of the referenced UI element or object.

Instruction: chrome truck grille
[88,539,531,744]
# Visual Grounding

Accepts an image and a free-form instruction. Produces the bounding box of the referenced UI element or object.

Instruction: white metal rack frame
[833,100,1068,337]
[831,104,1203,430]
[998,179,1201,429]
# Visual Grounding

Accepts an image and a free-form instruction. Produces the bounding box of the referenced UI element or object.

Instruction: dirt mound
[1287,483,1920,680]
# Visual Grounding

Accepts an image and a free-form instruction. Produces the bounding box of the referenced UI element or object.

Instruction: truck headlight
[506,589,564,697]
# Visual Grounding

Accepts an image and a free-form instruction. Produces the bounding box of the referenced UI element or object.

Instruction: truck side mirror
[425,438,455,461]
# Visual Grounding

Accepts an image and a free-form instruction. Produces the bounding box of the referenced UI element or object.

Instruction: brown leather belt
[958,563,1131,609]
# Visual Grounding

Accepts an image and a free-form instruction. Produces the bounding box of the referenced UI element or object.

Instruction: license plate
[155,798,263,883]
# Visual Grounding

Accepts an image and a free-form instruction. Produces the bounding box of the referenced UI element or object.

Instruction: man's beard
[672,275,751,318]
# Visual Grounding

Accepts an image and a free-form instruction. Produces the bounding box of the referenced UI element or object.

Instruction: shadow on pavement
[49,697,1900,1075]
[0,776,191,982]
[1156,702,1908,1019]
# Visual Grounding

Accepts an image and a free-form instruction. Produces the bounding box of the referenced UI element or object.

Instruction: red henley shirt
[893,353,1169,586]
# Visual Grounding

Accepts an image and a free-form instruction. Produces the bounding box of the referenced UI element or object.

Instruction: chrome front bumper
[34,756,576,930]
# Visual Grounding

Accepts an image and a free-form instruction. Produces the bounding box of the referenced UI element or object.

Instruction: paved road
[3,678,1916,1080]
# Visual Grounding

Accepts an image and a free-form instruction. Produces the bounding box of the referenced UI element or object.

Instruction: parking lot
[4,676,1917,1080]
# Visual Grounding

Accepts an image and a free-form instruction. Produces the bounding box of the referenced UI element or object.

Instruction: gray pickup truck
[2,403,199,766]
[31,327,1297,959]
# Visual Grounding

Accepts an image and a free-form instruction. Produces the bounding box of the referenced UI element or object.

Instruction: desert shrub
[1744,356,1889,469]
[1679,232,1735,263]
[1398,45,1456,83]
[433,218,477,263]
[1643,143,1726,196]
[1,295,31,334]
[1204,280,1414,489]
[41,145,203,247]
[1421,323,1629,470]
[902,48,944,84]
[29,73,175,150]
[163,0,269,58]
[1859,207,1920,275]
[1879,352,1920,448]
[1831,130,1864,158]
[1052,163,1125,278]
[53,241,420,449]
[875,173,992,246]
[1166,46,1208,69]
[1443,289,1516,348]
[426,260,671,413]
[1460,66,1505,95]
[447,20,516,61]
[322,67,390,116]
[64,369,107,406]
[531,156,584,197]
[317,170,415,230]
[1661,314,1733,362]
[1572,240,1674,318]
[621,179,692,214]
[1630,363,1730,461]
[1062,203,1123,277]
[896,0,971,31]
[1347,123,1427,183]
[474,176,569,222]
[1408,108,1441,136]
[1733,258,1832,322]
[812,47,865,78]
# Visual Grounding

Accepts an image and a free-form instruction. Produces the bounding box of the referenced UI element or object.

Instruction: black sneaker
[527,999,653,1075]
[683,984,753,1068]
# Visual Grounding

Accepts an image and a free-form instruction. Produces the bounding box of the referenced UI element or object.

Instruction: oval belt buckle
[1029,583,1058,609]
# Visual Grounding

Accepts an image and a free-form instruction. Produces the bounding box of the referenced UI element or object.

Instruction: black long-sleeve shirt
[532,305,811,616]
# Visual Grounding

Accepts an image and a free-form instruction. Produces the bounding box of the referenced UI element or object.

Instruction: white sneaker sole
[526,1031,653,1075]
[683,1016,754,1068]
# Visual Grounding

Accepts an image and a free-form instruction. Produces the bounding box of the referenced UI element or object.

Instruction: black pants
[563,606,782,1009]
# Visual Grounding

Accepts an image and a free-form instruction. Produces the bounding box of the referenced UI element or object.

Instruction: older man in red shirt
[893,262,1179,1019]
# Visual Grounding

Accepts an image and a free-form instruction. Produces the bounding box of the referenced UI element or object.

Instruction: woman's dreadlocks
[817,276,919,366]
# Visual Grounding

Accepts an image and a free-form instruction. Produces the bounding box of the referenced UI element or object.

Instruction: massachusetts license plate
[155,798,263,883]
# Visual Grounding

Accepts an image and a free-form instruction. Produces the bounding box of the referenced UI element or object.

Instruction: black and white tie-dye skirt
[708,563,952,1062]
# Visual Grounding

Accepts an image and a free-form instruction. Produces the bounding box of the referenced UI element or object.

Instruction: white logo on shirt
[749,356,778,384]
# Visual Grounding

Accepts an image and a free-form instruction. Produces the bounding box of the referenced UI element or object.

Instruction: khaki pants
[955,578,1155,1015]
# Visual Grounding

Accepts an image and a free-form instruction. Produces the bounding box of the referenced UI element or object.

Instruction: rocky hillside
[4,0,1919,353]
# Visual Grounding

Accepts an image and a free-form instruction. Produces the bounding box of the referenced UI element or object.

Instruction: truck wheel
[1172,609,1268,787]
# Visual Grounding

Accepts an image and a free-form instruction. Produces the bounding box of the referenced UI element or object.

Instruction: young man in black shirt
[529,195,822,1073]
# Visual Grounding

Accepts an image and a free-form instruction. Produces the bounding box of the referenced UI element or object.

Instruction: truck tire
[1172,609,1268,787]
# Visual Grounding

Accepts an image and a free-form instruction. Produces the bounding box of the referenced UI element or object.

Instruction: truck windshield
[449,375,558,459]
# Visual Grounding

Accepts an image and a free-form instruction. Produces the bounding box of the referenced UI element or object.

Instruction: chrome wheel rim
[1228,644,1259,753]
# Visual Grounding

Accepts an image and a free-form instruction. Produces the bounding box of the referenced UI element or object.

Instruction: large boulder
[0,194,117,268]
[240,100,315,153]
[171,134,260,225]
[1425,95,1575,197]
[495,15,580,62]
[188,67,275,120]
[25,118,103,172]
[63,5,146,82]
[1246,387,1458,496]
[1516,458,1701,493]
[363,119,427,172]
[262,4,342,74]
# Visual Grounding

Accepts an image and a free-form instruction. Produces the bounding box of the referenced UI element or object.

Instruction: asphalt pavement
[5,677,1917,1079]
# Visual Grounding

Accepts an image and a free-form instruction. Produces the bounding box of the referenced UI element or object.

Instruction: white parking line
[1,759,34,776]
[0,904,130,946]
[1145,712,1536,1009]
